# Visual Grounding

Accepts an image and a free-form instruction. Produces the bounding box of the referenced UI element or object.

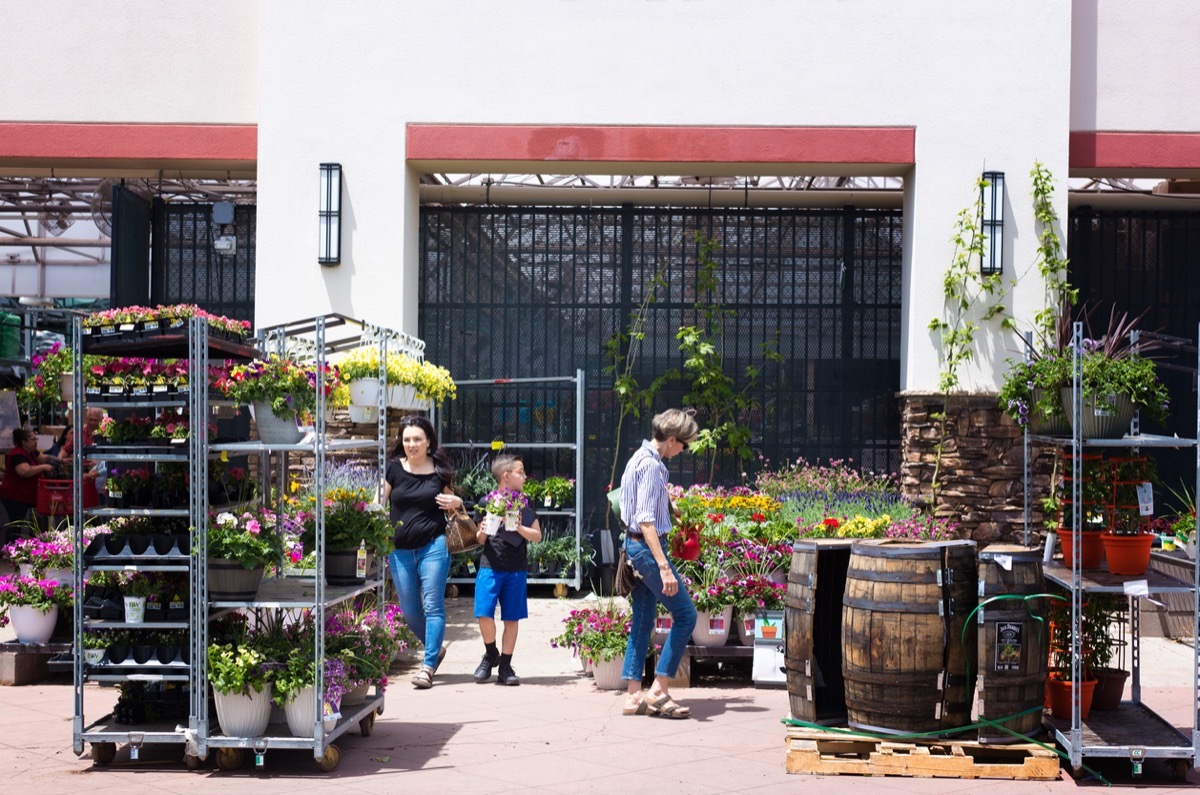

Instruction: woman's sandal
[622,698,648,716]
[645,695,690,719]
[411,666,434,689]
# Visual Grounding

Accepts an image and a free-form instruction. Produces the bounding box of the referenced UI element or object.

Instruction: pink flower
[245,519,261,535]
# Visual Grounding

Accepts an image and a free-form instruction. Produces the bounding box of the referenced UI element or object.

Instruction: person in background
[382,415,465,689]
[472,453,541,686]
[45,427,71,460]
[0,427,58,541]
[59,408,104,498]
[618,408,700,720]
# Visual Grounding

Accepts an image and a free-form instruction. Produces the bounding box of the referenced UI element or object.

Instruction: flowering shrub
[324,601,411,689]
[885,516,960,541]
[208,508,287,569]
[721,531,791,578]
[207,641,271,696]
[725,573,787,614]
[756,456,898,499]
[0,574,74,626]
[799,513,892,539]
[295,464,392,553]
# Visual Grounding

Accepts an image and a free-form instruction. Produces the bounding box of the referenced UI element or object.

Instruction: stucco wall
[0,0,257,124]
[1071,0,1200,132]
[255,0,1072,396]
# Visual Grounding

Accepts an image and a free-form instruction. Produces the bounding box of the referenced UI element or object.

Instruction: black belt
[626,531,666,541]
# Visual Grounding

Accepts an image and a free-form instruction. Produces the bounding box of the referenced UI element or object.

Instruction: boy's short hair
[491,453,523,480]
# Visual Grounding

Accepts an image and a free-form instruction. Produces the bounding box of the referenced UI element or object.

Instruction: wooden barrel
[841,539,978,735]
[975,544,1047,743]
[785,538,853,725]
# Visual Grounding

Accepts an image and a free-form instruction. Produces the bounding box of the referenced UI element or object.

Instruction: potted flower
[1166,481,1197,557]
[413,360,457,405]
[687,564,736,647]
[207,507,286,600]
[0,573,73,644]
[3,531,74,580]
[337,346,386,411]
[569,599,633,690]
[81,628,110,666]
[273,646,350,736]
[997,353,1070,434]
[120,571,158,624]
[726,572,787,646]
[297,464,394,585]
[481,488,529,535]
[207,640,273,737]
[219,355,339,443]
[325,601,410,703]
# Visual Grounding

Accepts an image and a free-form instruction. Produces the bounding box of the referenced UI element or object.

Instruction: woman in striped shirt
[617,408,699,719]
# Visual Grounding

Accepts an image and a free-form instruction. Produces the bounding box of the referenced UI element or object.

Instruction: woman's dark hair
[388,414,456,488]
[12,428,31,446]
[55,427,71,446]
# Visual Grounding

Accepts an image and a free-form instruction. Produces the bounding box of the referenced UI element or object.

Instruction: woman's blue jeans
[388,535,450,669]
[621,537,697,683]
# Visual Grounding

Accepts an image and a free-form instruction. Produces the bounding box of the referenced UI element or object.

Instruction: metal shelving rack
[198,314,391,771]
[435,372,585,590]
[1029,321,1200,777]
[71,317,259,764]
[71,314,398,770]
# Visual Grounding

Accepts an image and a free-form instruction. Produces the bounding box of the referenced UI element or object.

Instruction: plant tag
[707,615,725,634]
[1123,580,1149,596]
[169,599,184,611]
[1137,482,1154,516]
[993,554,1013,571]
[655,616,672,632]
[356,543,368,578]
[220,451,228,462]
[467,560,476,574]
[490,440,505,451]
[255,751,264,767]
[544,495,552,508]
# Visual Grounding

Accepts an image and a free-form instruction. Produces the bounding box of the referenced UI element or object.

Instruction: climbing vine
[926,175,1015,506]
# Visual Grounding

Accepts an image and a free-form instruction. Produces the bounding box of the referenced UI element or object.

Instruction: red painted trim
[0,123,256,162]
[407,124,914,165]
[1070,131,1200,171]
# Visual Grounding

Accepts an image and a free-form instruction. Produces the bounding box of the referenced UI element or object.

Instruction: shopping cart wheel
[359,712,375,736]
[215,747,245,771]
[316,744,341,772]
[90,742,117,766]
[183,751,205,770]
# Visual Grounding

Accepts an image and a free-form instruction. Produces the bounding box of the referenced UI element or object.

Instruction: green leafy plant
[603,267,670,504]
[926,175,1014,506]
[541,476,575,507]
[218,355,339,419]
[1049,593,1123,681]
[454,454,497,503]
[296,464,394,553]
[677,233,781,480]
[207,641,271,696]
[121,572,159,598]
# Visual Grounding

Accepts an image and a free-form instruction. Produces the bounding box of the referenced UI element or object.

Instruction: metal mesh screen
[1069,208,1200,495]
[420,206,903,523]
[151,201,256,325]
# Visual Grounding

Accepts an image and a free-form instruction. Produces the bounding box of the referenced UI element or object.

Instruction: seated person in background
[0,428,58,540]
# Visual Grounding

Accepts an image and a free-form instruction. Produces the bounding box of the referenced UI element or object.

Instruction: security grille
[419,206,903,520]
[151,201,256,325]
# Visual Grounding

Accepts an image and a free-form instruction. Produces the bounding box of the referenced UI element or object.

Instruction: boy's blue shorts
[474,568,528,621]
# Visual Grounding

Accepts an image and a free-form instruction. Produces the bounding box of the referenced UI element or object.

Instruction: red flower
[751,512,766,523]
[822,517,840,529]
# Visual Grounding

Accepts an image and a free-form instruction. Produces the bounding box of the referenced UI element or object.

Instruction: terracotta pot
[1045,674,1097,720]
[1100,532,1154,576]
[1057,528,1104,569]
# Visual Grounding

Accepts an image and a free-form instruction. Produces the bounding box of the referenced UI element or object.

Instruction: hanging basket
[348,377,381,407]
[347,404,378,424]
[251,401,302,445]
[207,558,265,601]
[387,384,419,409]
[1060,389,1135,439]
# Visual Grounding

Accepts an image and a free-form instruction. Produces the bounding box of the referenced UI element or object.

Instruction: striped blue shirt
[619,439,673,537]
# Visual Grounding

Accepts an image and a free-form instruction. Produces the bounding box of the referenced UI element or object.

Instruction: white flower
[215,512,236,526]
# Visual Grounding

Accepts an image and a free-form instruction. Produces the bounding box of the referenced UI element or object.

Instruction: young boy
[473,453,541,685]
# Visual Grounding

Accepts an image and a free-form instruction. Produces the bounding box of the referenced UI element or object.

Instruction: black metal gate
[150,200,256,325]
[1069,207,1200,496]
[419,205,903,519]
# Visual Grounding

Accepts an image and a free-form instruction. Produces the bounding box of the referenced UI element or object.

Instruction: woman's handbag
[614,548,636,597]
[445,506,481,554]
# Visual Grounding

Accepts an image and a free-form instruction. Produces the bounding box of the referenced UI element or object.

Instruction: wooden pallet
[785,727,1060,780]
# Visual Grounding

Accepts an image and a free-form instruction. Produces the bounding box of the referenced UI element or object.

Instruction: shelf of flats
[435,372,587,591]
[1022,321,1200,774]
[69,315,391,769]
[201,315,393,769]
[70,315,260,763]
